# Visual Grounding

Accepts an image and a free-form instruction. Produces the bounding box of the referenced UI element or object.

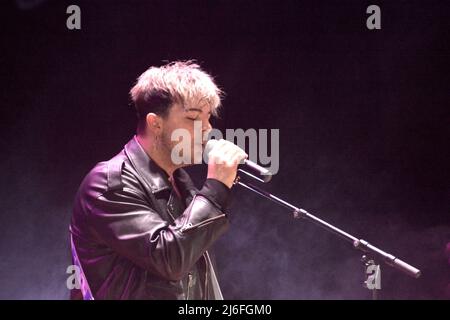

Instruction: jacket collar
[124,135,171,194]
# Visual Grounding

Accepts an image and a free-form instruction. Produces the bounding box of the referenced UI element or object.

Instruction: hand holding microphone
[205,139,248,188]
[204,139,273,188]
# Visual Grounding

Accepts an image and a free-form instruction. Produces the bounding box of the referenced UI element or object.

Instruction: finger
[211,140,234,164]
[227,148,245,166]
[209,139,227,164]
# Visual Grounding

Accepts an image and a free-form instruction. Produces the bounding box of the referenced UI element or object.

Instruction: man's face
[159,100,213,166]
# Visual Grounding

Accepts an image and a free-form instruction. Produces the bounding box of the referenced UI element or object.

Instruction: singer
[69,61,247,300]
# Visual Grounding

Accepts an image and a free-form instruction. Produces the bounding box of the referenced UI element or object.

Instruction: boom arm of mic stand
[234,178,421,279]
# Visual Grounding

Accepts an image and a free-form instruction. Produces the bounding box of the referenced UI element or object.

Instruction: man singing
[69,61,247,299]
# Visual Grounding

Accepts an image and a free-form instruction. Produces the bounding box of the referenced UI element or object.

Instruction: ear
[145,113,163,135]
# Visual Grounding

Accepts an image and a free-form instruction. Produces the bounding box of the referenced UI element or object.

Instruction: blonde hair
[130,60,223,133]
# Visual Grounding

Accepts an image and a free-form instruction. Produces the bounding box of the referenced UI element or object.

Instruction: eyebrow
[185,107,212,115]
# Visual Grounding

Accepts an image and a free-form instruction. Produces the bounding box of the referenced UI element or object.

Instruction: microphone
[204,139,273,183]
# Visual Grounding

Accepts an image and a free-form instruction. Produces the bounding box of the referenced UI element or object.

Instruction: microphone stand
[234,170,421,299]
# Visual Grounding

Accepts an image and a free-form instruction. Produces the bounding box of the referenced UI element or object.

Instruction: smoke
[0,146,72,299]
[213,181,450,299]
[0,202,72,299]
[2,170,447,300]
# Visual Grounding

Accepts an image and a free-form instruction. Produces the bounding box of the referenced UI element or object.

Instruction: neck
[136,134,178,178]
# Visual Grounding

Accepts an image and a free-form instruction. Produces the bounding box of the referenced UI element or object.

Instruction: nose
[201,121,212,142]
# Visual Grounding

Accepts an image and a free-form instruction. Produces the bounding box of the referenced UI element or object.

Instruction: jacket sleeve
[85,165,230,281]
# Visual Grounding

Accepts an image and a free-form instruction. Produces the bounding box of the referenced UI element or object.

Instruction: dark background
[1,0,449,299]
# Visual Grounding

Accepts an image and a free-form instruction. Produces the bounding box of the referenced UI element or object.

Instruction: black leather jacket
[69,136,230,299]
